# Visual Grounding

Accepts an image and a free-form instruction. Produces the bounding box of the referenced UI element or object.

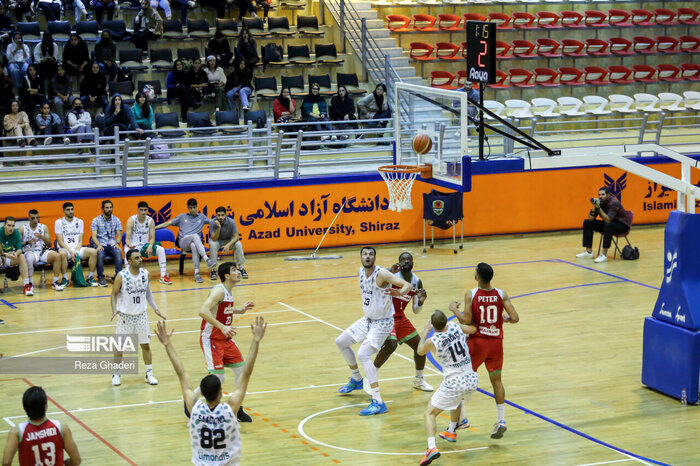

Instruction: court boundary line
[556,259,661,291]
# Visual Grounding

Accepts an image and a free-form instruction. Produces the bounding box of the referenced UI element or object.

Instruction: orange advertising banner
[1,162,697,254]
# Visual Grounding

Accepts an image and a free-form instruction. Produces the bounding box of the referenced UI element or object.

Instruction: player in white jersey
[417,310,478,465]
[54,202,98,287]
[124,201,172,284]
[335,246,412,416]
[155,316,266,466]
[110,249,166,387]
[20,209,69,291]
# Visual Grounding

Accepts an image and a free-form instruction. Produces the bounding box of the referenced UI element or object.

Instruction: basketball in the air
[412,134,433,155]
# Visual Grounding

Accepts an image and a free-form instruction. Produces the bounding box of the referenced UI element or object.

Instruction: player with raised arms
[155,317,266,466]
[449,262,519,439]
[196,261,255,423]
[417,310,478,465]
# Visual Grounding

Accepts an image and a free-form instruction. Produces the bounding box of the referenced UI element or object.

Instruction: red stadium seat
[585,38,610,56]
[496,41,513,59]
[536,38,561,58]
[534,68,560,87]
[488,70,510,89]
[609,37,634,56]
[680,36,700,54]
[608,65,634,84]
[584,10,608,27]
[656,36,680,54]
[681,63,700,81]
[409,42,435,61]
[456,70,468,88]
[488,12,513,30]
[677,8,700,25]
[632,65,658,83]
[633,36,657,54]
[430,70,457,90]
[561,11,584,28]
[512,40,537,58]
[654,8,677,25]
[437,14,462,31]
[559,67,585,86]
[413,14,438,32]
[561,39,586,57]
[657,64,683,82]
[509,69,535,87]
[460,41,467,60]
[463,13,487,24]
[584,66,609,85]
[387,15,412,32]
[512,12,537,29]
[435,42,462,61]
[608,9,632,27]
[630,9,654,26]
[536,11,561,29]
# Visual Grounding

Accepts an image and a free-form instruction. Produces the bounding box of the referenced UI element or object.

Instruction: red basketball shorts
[389,316,418,344]
[467,337,503,373]
[200,335,243,372]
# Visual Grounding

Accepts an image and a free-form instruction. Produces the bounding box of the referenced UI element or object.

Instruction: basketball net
[378,165,421,212]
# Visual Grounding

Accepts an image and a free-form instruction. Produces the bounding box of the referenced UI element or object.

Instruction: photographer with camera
[576,187,630,263]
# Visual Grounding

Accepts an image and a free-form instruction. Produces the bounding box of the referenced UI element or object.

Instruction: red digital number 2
[478,40,487,68]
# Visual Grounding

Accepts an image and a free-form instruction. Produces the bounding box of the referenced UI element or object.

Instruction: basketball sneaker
[52,281,65,291]
[359,399,387,416]
[239,267,248,279]
[491,420,507,439]
[594,254,608,263]
[237,406,252,422]
[111,374,121,386]
[159,275,173,285]
[145,371,158,385]
[575,250,594,259]
[338,377,363,394]
[24,283,34,296]
[413,376,434,392]
[194,273,204,283]
[455,418,470,430]
[86,277,98,287]
[210,268,217,281]
[419,447,440,465]
[60,278,69,287]
[438,430,456,442]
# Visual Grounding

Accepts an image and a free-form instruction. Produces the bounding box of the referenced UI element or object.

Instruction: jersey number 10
[478,305,498,324]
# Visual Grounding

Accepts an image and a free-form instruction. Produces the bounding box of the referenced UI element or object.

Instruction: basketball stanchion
[284,199,347,261]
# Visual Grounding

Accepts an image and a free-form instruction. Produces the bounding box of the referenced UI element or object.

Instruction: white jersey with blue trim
[359,266,393,320]
[189,399,241,465]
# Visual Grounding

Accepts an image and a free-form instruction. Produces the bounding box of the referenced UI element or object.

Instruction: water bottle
[681,388,688,406]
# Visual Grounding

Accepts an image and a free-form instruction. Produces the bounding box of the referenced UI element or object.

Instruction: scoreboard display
[466,21,497,84]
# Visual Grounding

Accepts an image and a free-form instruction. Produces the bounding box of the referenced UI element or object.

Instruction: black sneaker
[237,406,252,422]
[239,267,248,279]
[210,268,217,281]
[0,319,4,325]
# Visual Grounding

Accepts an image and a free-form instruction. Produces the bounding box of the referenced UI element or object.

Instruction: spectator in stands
[36,0,62,21]
[455,81,479,120]
[63,34,90,78]
[166,59,198,122]
[150,0,172,20]
[35,102,69,145]
[4,100,38,147]
[70,0,91,23]
[94,30,118,80]
[235,28,259,67]
[205,55,227,109]
[232,0,255,20]
[187,57,208,104]
[81,62,109,111]
[302,83,334,141]
[208,206,247,280]
[51,65,74,123]
[67,97,94,145]
[273,87,298,124]
[329,86,357,136]
[132,92,154,137]
[170,0,192,25]
[7,0,34,23]
[98,94,142,139]
[19,65,46,113]
[225,58,253,112]
[6,33,31,89]
[0,216,33,296]
[207,31,234,69]
[90,200,123,287]
[133,0,163,56]
[33,32,59,92]
[0,4,14,35]
[93,0,116,26]
[357,82,391,129]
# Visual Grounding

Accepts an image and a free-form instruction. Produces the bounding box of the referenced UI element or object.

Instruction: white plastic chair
[683,91,700,110]
[582,95,612,115]
[530,98,560,117]
[556,97,587,116]
[608,94,637,113]
[633,93,661,112]
[504,99,534,119]
[483,100,505,120]
[658,93,686,112]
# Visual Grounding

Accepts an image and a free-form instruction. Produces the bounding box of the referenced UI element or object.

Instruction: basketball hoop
[378,165,423,212]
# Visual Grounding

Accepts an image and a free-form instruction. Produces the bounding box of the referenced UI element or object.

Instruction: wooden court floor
[1,225,698,465]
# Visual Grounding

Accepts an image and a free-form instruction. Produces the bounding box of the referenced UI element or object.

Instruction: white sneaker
[362,377,372,396]
[321,135,330,142]
[187,0,195,6]
[575,250,594,259]
[112,374,121,386]
[44,136,52,145]
[63,137,70,145]
[413,376,434,392]
[593,254,608,263]
[331,135,337,141]
[145,372,159,385]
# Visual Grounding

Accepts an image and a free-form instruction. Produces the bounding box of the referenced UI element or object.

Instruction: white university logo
[66,335,137,353]
[665,251,678,284]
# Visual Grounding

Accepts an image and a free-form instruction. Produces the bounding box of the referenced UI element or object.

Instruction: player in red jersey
[194,261,255,423]
[2,386,81,466]
[368,252,433,392]
[449,262,519,439]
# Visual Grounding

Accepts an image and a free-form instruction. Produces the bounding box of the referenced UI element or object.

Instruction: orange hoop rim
[378,164,423,173]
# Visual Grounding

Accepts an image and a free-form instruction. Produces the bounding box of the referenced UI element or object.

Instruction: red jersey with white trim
[391,272,420,318]
[18,418,64,466]
[201,284,236,341]
[470,287,505,339]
